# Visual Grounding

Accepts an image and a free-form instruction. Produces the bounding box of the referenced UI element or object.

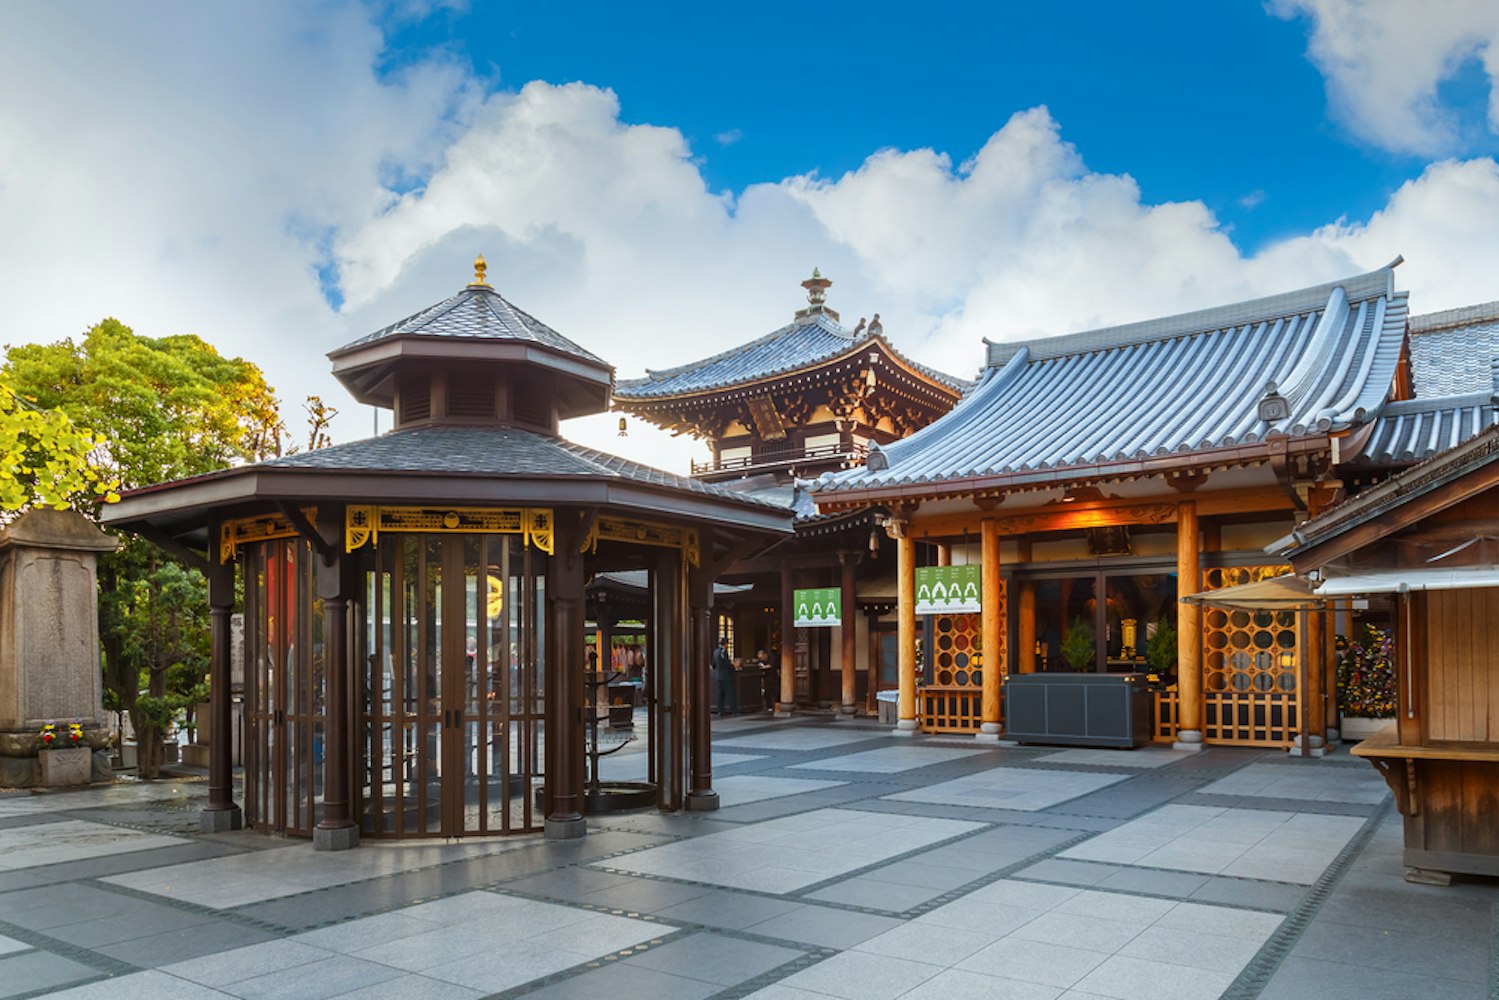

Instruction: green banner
[915,565,981,615]
[793,587,841,627]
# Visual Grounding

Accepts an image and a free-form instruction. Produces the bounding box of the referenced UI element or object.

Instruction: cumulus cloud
[1271,0,1499,155]
[3,2,1498,475]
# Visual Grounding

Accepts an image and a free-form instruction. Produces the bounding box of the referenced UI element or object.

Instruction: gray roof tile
[815,268,1407,495]
[333,285,607,368]
[614,314,966,399]
[1355,394,1498,465]
[1407,302,1498,397]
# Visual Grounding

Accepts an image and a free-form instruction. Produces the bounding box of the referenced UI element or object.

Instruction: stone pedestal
[0,510,117,787]
[39,746,91,786]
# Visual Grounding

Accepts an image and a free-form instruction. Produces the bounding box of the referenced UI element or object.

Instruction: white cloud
[2,3,1497,478]
[715,128,744,146]
[1270,0,1499,155]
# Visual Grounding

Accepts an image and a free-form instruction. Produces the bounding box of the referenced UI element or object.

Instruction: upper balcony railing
[692,441,868,477]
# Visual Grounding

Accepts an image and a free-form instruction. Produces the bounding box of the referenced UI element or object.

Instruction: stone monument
[0,509,117,786]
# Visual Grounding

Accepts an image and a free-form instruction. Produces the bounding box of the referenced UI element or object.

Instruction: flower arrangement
[37,721,85,750]
[1336,624,1397,719]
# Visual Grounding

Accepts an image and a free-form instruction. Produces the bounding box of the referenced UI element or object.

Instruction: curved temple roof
[614,313,967,401]
[814,267,1408,498]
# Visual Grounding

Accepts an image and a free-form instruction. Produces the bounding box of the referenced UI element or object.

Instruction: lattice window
[932,613,982,688]
[1202,566,1298,695]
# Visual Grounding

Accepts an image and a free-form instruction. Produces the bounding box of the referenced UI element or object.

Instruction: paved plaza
[0,719,1494,999]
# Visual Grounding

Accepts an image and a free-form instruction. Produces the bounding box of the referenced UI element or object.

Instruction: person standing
[756,649,775,712]
[713,637,737,716]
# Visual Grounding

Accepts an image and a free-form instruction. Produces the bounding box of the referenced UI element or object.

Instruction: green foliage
[1147,616,1178,673]
[1337,624,1397,719]
[1061,618,1096,671]
[5,318,287,777]
[0,373,118,512]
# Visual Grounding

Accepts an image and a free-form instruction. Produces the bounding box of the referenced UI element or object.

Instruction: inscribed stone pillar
[1174,501,1204,750]
[0,510,117,787]
[979,521,1003,740]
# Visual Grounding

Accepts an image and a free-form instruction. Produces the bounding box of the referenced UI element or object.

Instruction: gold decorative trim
[579,515,700,566]
[342,505,554,554]
[220,509,316,563]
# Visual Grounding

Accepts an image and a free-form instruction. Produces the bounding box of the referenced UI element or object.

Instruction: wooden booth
[1280,424,1499,882]
[103,258,791,849]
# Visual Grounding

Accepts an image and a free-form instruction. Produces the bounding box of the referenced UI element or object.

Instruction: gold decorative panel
[580,515,700,566]
[343,505,553,555]
[221,510,315,563]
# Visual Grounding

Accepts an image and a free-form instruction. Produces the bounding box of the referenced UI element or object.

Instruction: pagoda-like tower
[614,271,968,483]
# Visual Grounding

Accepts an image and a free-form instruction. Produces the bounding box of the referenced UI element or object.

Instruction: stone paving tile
[1197,761,1391,804]
[716,728,891,751]
[771,950,945,999]
[1036,747,1197,769]
[620,930,803,985]
[652,888,804,930]
[787,745,990,773]
[743,903,904,949]
[49,969,236,999]
[804,876,945,911]
[1255,955,1489,1000]
[713,775,849,806]
[1059,803,1364,883]
[884,767,1130,812]
[520,961,719,1000]
[93,920,280,968]
[0,819,184,870]
[0,949,103,997]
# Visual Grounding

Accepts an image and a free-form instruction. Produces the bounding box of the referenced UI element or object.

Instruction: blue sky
[1,1,1498,467]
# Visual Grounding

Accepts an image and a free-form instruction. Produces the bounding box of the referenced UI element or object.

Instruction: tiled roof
[262,426,786,511]
[614,314,967,400]
[1353,394,1497,465]
[814,267,1406,496]
[1407,301,1498,397]
[332,285,608,368]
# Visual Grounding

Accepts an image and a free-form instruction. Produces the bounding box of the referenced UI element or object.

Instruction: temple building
[613,272,967,714]
[810,263,1487,748]
[102,258,792,847]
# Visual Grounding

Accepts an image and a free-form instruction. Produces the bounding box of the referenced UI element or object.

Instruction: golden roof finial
[469,254,491,288]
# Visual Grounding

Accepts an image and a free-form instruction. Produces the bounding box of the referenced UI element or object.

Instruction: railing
[919,688,982,733]
[692,441,868,476]
[1152,689,1297,747]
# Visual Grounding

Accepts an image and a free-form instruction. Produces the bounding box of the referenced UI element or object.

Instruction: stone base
[91,749,112,783]
[201,805,243,832]
[684,790,720,812]
[774,703,795,718]
[182,744,211,769]
[313,822,360,851]
[544,816,588,840]
[1172,729,1205,753]
[39,746,91,786]
[893,718,918,738]
[838,704,858,718]
[976,722,1003,744]
[1405,867,1453,886]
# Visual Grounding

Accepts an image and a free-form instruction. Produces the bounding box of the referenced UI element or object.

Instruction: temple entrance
[359,534,545,837]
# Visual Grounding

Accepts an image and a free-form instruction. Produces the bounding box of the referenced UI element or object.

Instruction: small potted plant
[37,720,92,786]
[1147,616,1178,684]
[1061,619,1096,672]
[1337,624,1397,740]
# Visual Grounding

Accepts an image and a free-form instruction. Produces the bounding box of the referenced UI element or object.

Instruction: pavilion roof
[812,266,1408,500]
[330,280,608,370]
[1408,300,1499,397]
[613,313,967,401]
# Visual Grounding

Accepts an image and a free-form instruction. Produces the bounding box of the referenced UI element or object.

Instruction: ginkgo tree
[5,318,289,776]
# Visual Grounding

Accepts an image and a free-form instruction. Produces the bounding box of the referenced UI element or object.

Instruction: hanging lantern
[617,416,628,437]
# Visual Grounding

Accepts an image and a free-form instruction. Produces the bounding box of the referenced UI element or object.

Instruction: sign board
[793,587,841,627]
[915,565,981,615]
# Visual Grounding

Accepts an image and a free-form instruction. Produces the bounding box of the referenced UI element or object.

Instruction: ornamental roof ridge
[985,266,1396,368]
[1409,299,1499,334]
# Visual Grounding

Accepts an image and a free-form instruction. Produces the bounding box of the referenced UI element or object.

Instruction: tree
[5,319,286,777]
[1061,618,1096,671]
[0,373,118,512]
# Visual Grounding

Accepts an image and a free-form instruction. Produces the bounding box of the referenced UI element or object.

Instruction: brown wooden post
[1175,500,1203,750]
[545,512,587,838]
[979,520,1003,740]
[314,503,358,850]
[202,524,242,833]
[1325,605,1340,742]
[1018,584,1037,674]
[893,518,918,735]
[686,537,718,810]
[1306,604,1326,752]
[839,552,858,715]
[778,565,796,715]
[937,543,951,567]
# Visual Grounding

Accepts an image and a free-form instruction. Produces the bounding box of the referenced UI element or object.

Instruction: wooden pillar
[937,543,952,567]
[840,553,858,715]
[202,534,242,833]
[778,565,796,714]
[1018,584,1037,674]
[1305,604,1326,750]
[1325,605,1340,741]
[686,537,718,811]
[893,519,918,735]
[314,504,358,850]
[979,520,1003,740]
[1175,500,1203,750]
[545,512,587,838]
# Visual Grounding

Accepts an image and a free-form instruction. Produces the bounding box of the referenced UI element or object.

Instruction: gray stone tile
[1095,866,1211,898]
[776,951,943,1000]
[1188,877,1306,912]
[805,877,941,911]
[622,931,803,985]
[498,866,636,901]
[745,904,903,949]
[327,975,483,1000]
[162,940,331,988]
[48,969,234,999]
[900,968,1063,999]
[92,920,280,968]
[653,889,804,930]
[1257,956,1489,1000]
[1290,919,1490,983]
[0,950,103,997]
[40,904,214,948]
[227,954,401,1000]
[581,877,716,913]
[522,962,719,1000]
[1014,858,1121,887]
[1071,953,1234,1000]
